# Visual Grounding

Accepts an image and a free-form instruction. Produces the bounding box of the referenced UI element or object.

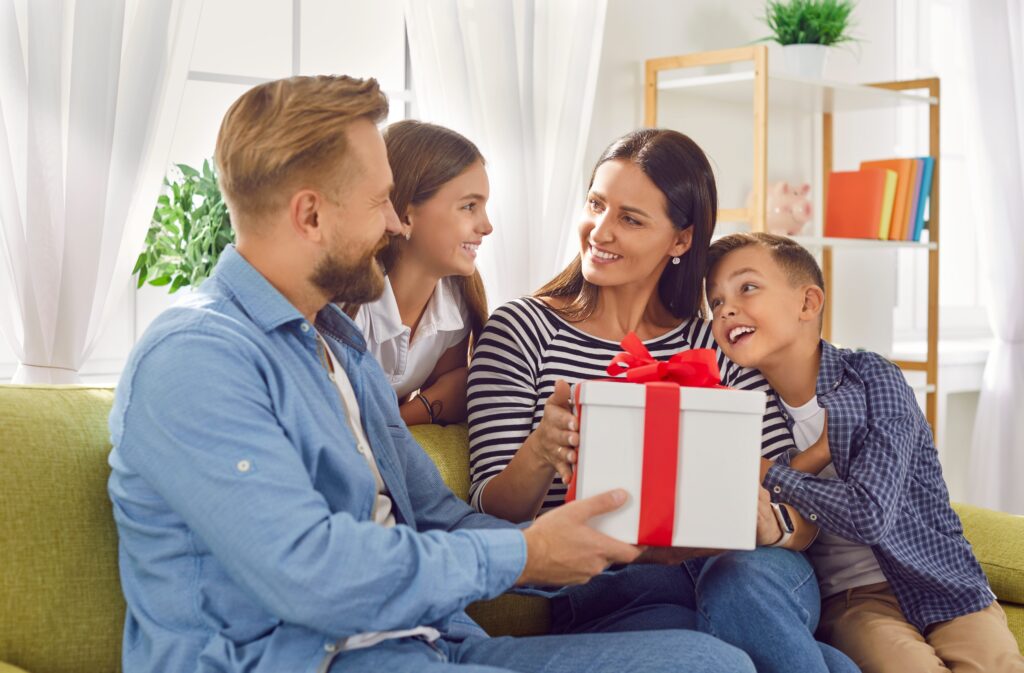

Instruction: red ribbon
[606,332,722,388]
[566,333,723,547]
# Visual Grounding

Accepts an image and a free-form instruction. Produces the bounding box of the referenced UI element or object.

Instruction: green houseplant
[761,0,857,78]
[133,159,233,293]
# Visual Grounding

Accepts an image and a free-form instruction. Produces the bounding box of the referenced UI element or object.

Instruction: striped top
[467,297,795,514]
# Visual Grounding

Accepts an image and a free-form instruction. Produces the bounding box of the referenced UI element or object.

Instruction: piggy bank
[746,181,813,235]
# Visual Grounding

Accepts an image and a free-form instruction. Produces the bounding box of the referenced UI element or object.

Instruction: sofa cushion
[0,385,124,673]
[954,502,1024,605]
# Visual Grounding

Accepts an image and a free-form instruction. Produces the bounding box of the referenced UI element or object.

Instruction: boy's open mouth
[728,325,756,345]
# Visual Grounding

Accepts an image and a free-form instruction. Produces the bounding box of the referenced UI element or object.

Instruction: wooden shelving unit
[645,45,941,428]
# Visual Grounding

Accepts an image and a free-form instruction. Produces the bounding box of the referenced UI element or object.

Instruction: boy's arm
[757,418,829,552]
[762,358,918,546]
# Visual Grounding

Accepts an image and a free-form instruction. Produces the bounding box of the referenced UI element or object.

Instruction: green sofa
[1,385,1021,673]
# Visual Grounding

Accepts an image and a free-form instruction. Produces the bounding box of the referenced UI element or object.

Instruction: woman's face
[405,160,492,278]
[578,159,691,289]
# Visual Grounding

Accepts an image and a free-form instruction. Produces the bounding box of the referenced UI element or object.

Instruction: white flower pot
[781,44,828,79]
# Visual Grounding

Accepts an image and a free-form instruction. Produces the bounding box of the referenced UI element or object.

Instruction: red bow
[606,332,722,388]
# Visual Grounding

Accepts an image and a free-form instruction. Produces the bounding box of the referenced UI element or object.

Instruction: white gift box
[571,381,766,550]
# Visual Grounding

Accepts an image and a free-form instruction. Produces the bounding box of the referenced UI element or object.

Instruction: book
[860,158,917,240]
[905,159,925,240]
[878,170,898,239]
[825,168,896,239]
[911,157,934,241]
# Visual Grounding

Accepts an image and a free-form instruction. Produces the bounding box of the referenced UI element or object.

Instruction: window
[0,0,410,382]
[894,0,989,341]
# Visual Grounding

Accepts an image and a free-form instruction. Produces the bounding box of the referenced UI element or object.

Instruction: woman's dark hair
[534,128,718,322]
[348,120,489,347]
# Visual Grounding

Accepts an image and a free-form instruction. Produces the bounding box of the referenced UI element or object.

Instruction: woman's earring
[403,229,412,241]
[671,256,681,265]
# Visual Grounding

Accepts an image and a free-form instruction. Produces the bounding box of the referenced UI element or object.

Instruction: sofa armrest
[954,502,1024,604]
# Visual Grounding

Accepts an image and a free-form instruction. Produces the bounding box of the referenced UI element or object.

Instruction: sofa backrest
[0,385,123,673]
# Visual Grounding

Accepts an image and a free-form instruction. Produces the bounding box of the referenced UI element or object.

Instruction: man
[108,75,754,672]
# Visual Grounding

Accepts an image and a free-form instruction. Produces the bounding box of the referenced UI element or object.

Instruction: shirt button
[236,459,252,473]
[809,513,818,521]
[300,323,310,333]
[773,485,782,494]
[324,642,338,653]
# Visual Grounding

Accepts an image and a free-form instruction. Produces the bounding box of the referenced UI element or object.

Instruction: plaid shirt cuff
[764,463,807,504]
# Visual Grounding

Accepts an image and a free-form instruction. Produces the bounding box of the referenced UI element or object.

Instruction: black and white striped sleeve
[466,300,545,512]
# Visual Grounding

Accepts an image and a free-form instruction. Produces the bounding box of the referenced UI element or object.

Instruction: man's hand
[755,486,783,546]
[517,489,642,586]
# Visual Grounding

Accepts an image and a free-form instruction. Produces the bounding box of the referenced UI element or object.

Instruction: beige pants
[817,581,1024,673]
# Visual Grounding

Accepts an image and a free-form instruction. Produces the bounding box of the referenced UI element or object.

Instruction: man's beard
[311,238,389,305]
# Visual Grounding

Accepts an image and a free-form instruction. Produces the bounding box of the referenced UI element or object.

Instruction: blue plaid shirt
[764,340,994,630]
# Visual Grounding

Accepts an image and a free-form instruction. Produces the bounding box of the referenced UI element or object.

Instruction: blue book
[912,157,935,241]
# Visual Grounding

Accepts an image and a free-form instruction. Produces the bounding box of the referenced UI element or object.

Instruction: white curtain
[0,0,202,383]
[404,0,607,308]
[963,0,1024,514]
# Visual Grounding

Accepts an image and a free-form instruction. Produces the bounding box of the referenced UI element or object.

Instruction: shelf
[657,71,937,114]
[710,233,936,250]
[790,236,937,251]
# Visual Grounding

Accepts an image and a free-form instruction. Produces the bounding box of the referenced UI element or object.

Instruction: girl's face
[405,160,492,278]
[578,159,691,289]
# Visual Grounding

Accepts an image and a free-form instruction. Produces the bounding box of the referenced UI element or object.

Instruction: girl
[353,121,492,425]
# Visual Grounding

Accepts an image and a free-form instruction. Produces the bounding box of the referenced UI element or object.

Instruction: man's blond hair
[215,75,388,225]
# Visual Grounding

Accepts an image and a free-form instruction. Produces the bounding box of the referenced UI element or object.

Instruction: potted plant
[762,0,856,79]
[133,159,233,293]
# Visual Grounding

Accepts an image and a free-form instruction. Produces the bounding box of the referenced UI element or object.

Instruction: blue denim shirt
[108,246,526,673]
[764,340,994,630]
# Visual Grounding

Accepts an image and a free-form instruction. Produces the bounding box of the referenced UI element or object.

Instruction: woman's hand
[523,379,579,484]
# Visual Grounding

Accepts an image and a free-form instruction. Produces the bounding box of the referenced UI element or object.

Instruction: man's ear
[670,226,694,257]
[289,189,324,243]
[800,285,826,323]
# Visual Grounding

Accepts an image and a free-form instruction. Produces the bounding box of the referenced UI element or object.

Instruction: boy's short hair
[215,75,388,225]
[706,232,825,292]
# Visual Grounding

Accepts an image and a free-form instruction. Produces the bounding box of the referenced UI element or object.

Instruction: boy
[705,232,1023,673]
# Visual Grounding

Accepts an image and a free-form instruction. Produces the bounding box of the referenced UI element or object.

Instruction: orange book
[860,158,916,240]
[825,169,893,239]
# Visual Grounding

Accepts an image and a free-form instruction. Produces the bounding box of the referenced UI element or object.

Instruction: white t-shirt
[781,395,887,598]
[354,276,470,399]
[319,333,440,651]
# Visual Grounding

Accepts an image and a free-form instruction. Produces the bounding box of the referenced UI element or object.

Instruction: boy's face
[707,245,813,370]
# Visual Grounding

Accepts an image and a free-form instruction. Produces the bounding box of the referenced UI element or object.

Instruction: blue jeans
[550,548,859,673]
[331,630,755,672]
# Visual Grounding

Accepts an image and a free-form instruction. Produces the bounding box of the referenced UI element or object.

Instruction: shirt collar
[367,276,407,344]
[208,245,367,351]
[816,339,846,396]
[210,245,306,333]
[367,276,465,344]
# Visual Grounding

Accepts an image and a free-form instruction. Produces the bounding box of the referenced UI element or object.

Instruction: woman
[353,121,492,425]
[467,129,858,673]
